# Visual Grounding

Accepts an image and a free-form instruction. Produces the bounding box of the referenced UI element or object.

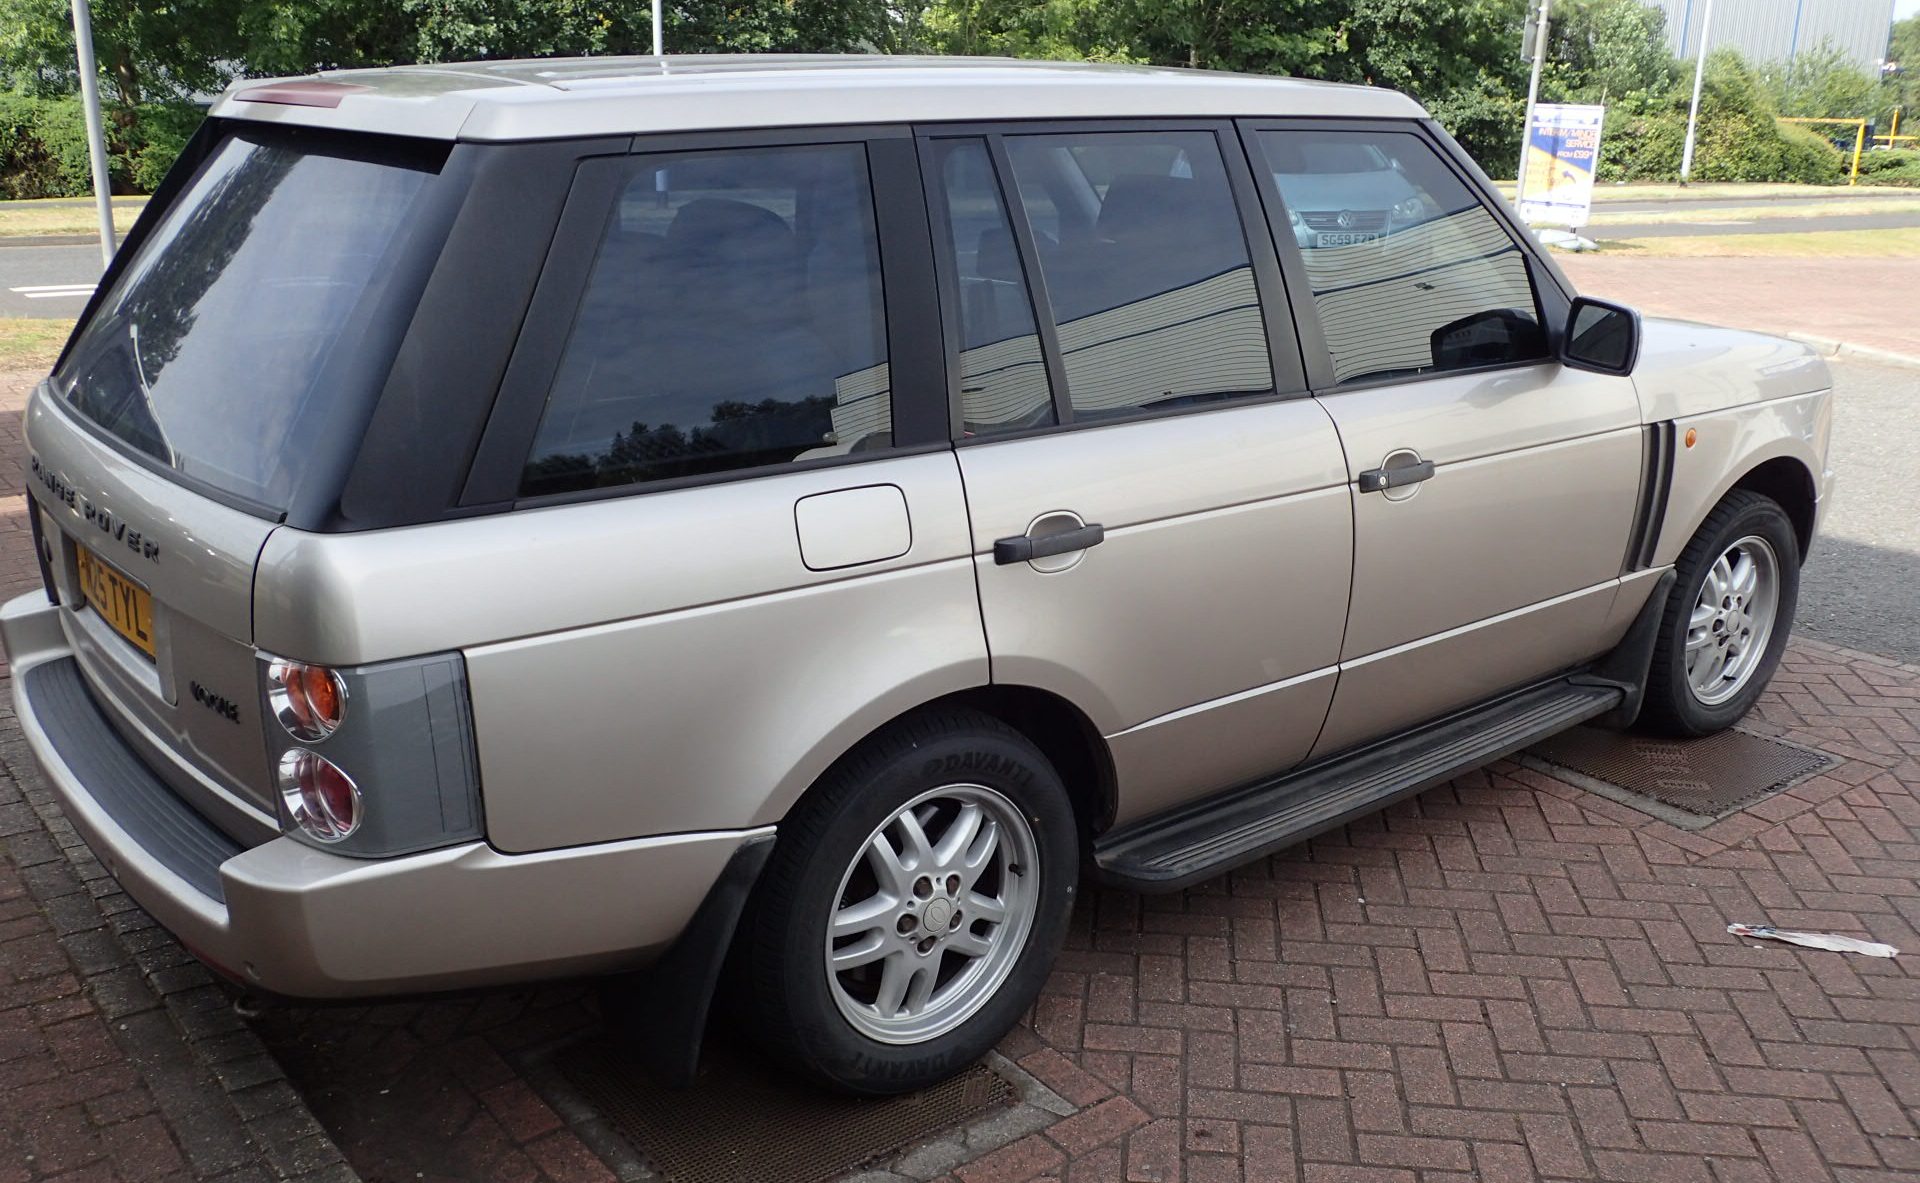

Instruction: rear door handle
[994,523,1106,565]
[1356,460,1436,494]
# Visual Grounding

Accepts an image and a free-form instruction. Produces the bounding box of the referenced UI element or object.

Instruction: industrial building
[1645,0,1896,71]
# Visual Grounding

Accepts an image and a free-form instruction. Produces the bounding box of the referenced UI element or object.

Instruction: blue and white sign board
[1519,103,1605,228]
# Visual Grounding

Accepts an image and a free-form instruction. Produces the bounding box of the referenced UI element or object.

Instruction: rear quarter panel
[253,452,988,853]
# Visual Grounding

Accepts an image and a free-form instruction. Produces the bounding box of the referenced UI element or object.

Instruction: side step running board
[1093,678,1624,892]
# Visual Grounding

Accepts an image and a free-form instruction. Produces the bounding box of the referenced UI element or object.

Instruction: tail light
[266,659,347,740]
[276,749,361,842]
[257,650,481,857]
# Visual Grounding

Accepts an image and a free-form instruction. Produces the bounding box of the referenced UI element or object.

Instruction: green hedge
[0,95,202,200]
[1597,109,1844,183]
[1856,148,1920,187]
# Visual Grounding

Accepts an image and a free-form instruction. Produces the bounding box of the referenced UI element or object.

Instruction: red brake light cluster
[267,660,347,741]
[275,749,361,843]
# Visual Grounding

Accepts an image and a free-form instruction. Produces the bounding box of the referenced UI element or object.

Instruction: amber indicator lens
[266,659,348,741]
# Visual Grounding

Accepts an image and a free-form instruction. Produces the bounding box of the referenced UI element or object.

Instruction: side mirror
[1562,297,1639,375]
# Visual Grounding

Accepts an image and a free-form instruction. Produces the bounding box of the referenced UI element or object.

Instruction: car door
[921,124,1354,827]
[1242,121,1645,759]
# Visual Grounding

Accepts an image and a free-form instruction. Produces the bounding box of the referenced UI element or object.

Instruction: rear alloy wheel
[825,784,1039,1045]
[740,710,1077,1095]
[1641,489,1799,736]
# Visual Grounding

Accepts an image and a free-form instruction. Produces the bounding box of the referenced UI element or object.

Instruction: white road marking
[8,283,96,299]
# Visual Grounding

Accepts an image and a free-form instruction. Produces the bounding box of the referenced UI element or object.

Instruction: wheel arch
[1729,456,1817,563]
[770,682,1119,842]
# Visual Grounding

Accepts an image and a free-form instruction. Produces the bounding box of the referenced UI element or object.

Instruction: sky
[1901,0,1918,22]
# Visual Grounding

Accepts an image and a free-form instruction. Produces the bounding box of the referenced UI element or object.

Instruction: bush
[1598,110,1844,182]
[1595,51,1846,183]
[0,94,93,199]
[0,94,202,199]
[124,102,203,193]
[1857,148,1920,187]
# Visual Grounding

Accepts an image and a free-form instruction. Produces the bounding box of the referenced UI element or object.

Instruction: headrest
[1096,174,1195,241]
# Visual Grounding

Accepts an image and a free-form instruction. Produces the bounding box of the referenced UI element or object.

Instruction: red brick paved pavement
[1559,256,1920,358]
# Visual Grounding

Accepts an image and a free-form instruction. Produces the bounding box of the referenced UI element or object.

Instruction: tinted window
[931,139,1054,437]
[54,129,440,511]
[1259,129,1546,385]
[1002,131,1272,420]
[522,143,890,497]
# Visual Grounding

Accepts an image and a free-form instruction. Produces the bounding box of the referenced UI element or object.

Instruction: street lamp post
[1680,0,1717,184]
[69,0,116,267]
[1515,0,1552,207]
[652,0,664,56]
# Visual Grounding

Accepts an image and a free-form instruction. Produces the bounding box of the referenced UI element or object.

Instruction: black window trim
[915,117,1310,448]
[1235,116,1572,396]
[459,123,948,512]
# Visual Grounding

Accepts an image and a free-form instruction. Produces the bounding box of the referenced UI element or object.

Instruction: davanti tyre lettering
[921,751,1033,787]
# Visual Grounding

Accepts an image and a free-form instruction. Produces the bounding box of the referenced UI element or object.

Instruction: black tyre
[1640,489,1799,736]
[738,709,1078,1095]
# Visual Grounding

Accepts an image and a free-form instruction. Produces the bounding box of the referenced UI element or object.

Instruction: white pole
[652,0,663,57]
[1515,0,1552,206]
[1680,0,1716,184]
[69,0,115,267]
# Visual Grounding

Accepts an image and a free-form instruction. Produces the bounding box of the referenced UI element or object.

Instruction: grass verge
[1593,226,1920,257]
[0,197,146,238]
[0,319,73,368]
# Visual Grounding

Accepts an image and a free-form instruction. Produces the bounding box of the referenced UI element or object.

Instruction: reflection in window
[55,132,434,510]
[522,143,891,496]
[1259,129,1547,384]
[932,139,1054,437]
[1002,131,1272,420]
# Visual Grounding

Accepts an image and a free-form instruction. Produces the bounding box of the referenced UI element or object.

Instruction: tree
[0,0,250,105]
[1542,0,1676,111]
[1757,42,1880,119]
[1884,14,1918,134]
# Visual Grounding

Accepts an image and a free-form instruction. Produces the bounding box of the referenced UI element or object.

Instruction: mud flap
[1576,568,1678,731]
[598,832,775,1087]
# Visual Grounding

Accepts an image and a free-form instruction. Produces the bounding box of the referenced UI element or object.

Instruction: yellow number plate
[76,544,156,658]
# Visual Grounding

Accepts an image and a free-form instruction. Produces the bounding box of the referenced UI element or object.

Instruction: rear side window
[1257,129,1547,385]
[521,143,890,497]
[54,128,442,512]
[929,139,1054,437]
[1000,131,1273,420]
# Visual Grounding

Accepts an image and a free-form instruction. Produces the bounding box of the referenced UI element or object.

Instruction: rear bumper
[2,591,760,998]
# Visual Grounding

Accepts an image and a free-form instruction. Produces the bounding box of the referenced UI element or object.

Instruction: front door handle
[1357,460,1436,494]
[994,523,1106,565]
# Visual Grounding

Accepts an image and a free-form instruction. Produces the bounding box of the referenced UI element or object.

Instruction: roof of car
[211,54,1429,142]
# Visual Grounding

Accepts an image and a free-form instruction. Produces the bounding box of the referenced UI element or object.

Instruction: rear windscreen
[53,127,442,513]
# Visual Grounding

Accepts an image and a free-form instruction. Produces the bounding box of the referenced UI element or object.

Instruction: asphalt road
[1797,357,1920,665]
[0,242,104,317]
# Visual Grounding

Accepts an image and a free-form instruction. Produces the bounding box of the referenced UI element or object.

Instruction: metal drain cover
[1527,725,1834,829]
[553,1038,1013,1183]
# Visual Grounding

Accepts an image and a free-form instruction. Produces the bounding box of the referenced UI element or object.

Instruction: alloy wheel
[1684,534,1781,707]
[824,784,1039,1045]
